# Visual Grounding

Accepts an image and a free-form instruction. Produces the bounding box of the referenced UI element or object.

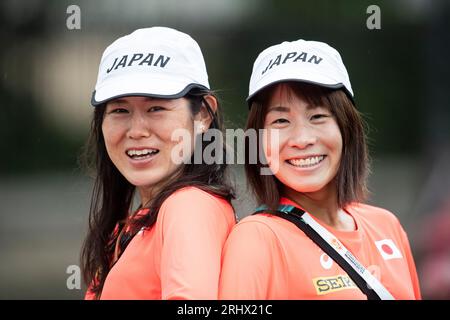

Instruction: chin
[125,174,161,188]
[291,186,322,193]
[282,180,326,194]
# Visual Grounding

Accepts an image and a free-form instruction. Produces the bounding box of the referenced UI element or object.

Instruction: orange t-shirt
[219,197,421,300]
[85,187,235,300]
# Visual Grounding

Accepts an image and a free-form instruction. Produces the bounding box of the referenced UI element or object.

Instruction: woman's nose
[287,124,317,149]
[127,113,150,139]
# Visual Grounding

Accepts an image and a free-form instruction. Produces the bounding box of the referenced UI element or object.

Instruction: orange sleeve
[159,188,234,300]
[219,220,279,300]
[399,227,422,300]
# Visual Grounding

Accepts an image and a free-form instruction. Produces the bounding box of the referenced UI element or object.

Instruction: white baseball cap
[91,27,210,106]
[247,39,353,104]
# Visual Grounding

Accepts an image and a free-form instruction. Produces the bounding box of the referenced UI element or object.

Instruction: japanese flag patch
[375,239,403,260]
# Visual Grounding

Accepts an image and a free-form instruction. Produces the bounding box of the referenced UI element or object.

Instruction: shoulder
[223,212,305,265]
[349,202,399,221]
[163,186,232,211]
[223,214,280,258]
[159,186,235,223]
[227,213,294,244]
[234,214,276,230]
[236,213,285,231]
[348,202,403,231]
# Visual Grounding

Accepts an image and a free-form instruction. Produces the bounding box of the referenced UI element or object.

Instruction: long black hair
[80,88,234,299]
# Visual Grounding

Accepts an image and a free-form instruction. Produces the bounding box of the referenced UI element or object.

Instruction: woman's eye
[311,114,329,120]
[148,106,165,112]
[272,118,289,125]
[109,108,128,114]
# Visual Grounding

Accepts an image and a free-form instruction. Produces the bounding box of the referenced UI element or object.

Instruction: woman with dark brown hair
[219,39,421,300]
[81,27,235,299]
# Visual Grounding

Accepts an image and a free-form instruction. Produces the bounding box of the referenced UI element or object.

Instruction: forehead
[265,83,323,112]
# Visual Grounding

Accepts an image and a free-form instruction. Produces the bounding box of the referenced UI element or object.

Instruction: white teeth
[126,149,158,157]
[288,155,324,167]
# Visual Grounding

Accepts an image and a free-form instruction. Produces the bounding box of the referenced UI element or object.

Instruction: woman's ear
[203,95,218,114]
[197,95,218,129]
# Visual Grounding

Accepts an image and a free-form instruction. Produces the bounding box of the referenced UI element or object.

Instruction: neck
[283,183,355,231]
[137,168,184,208]
[138,186,156,208]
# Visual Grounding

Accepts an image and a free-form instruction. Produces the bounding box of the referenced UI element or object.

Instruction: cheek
[337,140,343,160]
[262,129,283,160]
[261,129,284,176]
[332,127,343,158]
[327,125,343,170]
[161,119,195,160]
[102,122,123,154]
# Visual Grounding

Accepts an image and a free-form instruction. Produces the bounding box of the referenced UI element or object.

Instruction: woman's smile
[125,147,160,167]
[285,154,326,169]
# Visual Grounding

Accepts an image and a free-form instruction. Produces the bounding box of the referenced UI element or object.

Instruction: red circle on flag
[381,244,393,255]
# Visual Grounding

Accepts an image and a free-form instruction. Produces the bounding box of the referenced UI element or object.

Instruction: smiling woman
[80,27,235,300]
[219,39,421,300]
[262,84,344,202]
[101,96,201,204]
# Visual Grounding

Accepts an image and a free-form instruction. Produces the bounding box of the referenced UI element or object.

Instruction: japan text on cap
[91,27,210,106]
[247,39,353,104]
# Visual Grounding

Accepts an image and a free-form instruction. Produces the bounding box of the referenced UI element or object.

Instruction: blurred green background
[1,0,450,299]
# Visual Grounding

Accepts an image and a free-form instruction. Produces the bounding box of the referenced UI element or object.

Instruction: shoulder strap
[254,204,394,300]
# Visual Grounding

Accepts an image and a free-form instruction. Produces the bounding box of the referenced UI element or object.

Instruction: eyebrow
[267,105,291,113]
[267,103,324,113]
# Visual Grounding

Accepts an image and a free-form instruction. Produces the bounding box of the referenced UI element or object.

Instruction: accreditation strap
[254,204,394,300]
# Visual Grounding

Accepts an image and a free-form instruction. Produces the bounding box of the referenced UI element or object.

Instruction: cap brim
[247,66,354,107]
[91,74,209,106]
[247,79,347,101]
